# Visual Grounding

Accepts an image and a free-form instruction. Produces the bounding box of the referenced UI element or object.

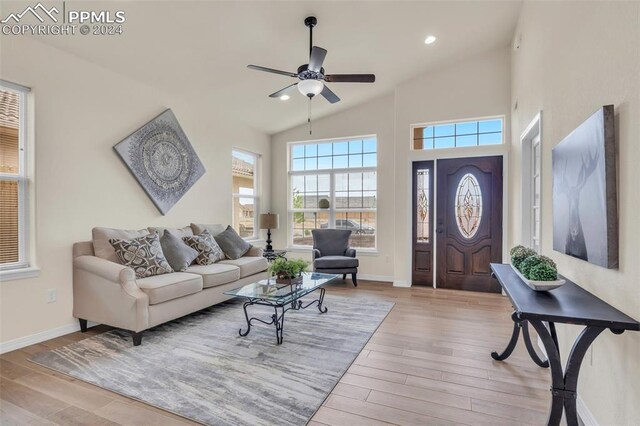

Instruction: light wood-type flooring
[0,281,552,425]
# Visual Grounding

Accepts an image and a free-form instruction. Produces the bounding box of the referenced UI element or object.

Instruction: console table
[490,263,639,426]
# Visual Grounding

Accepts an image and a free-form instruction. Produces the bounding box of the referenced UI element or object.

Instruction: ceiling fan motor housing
[297,64,325,80]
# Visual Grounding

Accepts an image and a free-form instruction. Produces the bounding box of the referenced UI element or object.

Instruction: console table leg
[529,320,605,426]
[522,320,550,368]
[491,312,521,361]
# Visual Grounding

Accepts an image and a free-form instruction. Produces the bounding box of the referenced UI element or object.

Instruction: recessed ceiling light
[280,95,290,101]
[424,35,437,45]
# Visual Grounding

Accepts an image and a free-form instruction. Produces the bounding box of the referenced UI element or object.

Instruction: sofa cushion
[160,230,199,272]
[110,234,173,279]
[185,264,241,288]
[190,223,225,237]
[219,256,268,278]
[314,256,359,269]
[148,226,193,239]
[92,227,149,263]
[214,226,252,260]
[137,272,203,305]
[183,230,225,265]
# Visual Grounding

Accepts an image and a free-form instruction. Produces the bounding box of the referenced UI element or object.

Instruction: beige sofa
[72,224,269,346]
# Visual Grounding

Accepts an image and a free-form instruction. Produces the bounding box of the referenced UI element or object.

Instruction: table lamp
[259,213,279,252]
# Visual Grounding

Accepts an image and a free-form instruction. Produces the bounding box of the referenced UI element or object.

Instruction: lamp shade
[297,79,324,97]
[259,213,279,230]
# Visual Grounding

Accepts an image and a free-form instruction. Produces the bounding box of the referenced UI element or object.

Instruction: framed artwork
[114,109,205,215]
[552,105,618,268]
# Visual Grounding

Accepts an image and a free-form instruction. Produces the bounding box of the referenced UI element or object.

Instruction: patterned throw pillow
[109,233,174,279]
[182,230,224,265]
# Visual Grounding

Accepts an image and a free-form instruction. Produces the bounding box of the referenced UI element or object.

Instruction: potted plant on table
[268,257,310,285]
[509,245,566,291]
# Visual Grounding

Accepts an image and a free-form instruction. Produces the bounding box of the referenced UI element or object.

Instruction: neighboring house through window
[232,149,259,239]
[289,136,377,249]
[0,81,33,276]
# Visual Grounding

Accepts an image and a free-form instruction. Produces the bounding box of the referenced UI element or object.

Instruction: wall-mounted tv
[552,105,618,268]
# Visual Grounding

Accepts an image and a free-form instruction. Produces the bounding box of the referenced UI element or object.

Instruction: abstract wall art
[552,105,618,268]
[114,109,205,215]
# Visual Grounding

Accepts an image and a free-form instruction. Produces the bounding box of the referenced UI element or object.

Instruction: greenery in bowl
[510,245,559,282]
[268,258,310,279]
[510,245,537,269]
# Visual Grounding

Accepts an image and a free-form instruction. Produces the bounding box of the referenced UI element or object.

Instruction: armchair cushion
[314,256,359,269]
[311,229,352,256]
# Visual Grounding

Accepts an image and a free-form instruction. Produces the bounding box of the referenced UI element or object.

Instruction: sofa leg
[342,274,346,280]
[79,319,88,333]
[351,273,358,287]
[132,332,143,346]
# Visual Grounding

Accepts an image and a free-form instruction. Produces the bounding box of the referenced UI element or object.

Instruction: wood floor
[0,281,552,425]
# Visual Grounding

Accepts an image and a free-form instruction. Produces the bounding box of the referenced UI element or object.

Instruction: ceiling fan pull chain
[308,98,312,135]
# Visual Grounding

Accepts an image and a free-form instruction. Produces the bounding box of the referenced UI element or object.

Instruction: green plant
[529,263,558,281]
[518,255,556,279]
[510,246,536,269]
[268,258,309,279]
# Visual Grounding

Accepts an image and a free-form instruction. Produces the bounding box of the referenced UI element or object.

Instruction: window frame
[231,148,260,241]
[287,135,378,251]
[0,81,31,275]
[410,115,505,151]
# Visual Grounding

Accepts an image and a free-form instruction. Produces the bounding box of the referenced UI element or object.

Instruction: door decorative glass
[455,173,482,239]
[416,169,430,243]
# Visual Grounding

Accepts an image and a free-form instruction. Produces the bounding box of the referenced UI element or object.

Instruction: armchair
[311,229,359,286]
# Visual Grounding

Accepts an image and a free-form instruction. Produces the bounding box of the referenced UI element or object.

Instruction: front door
[412,161,434,286]
[436,156,503,293]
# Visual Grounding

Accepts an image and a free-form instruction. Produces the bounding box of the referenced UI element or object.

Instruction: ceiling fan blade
[320,85,340,104]
[269,83,298,98]
[308,46,327,73]
[324,74,375,83]
[247,65,298,78]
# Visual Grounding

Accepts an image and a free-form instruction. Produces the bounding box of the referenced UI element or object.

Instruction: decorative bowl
[511,265,566,291]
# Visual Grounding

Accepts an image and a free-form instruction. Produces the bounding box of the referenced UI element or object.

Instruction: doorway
[412,156,503,292]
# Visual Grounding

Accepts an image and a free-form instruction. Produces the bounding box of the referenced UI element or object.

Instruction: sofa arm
[312,249,322,261]
[345,248,356,258]
[246,246,264,257]
[73,256,149,332]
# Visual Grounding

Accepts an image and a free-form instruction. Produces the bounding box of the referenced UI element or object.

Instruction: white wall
[510,2,640,424]
[270,47,511,284]
[0,37,271,347]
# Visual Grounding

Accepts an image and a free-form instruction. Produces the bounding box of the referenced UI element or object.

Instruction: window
[412,117,503,150]
[530,135,541,252]
[232,149,259,239]
[289,136,377,249]
[0,82,30,272]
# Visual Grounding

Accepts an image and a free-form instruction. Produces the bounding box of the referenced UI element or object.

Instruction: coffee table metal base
[238,287,327,344]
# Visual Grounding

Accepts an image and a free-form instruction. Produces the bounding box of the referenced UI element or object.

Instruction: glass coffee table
[224,272,338,344]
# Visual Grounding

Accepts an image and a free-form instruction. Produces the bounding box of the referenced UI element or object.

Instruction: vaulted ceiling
[28,1,522,134]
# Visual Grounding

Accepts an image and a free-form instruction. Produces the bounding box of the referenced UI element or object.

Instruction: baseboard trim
[537,333,598,426]
[0,320,97,354]
[357,274,393,283]
[393,280,410,287]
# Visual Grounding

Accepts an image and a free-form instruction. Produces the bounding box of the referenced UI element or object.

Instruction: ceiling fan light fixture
[279,95,290,101]
[297,79,324,97]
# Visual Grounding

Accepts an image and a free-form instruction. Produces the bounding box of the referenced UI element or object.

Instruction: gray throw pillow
[160,230,198,271]
[109,233,173,279]
[214,225,252,260]
[183,230,225,265]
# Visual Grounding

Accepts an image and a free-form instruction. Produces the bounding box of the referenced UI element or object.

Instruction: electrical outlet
[46,288,57,303]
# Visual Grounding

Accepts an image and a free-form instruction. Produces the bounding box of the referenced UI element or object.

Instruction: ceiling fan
[247,16,375,104]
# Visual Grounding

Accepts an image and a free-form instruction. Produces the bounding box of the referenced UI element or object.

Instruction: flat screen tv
[552,105,618,268]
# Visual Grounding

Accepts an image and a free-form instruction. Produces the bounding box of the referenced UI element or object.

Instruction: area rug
[30,294,393,426]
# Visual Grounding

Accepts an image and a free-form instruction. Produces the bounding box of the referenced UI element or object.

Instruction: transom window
[412,117,504,150]
[232,149,259,239]
[289,136,377,249]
